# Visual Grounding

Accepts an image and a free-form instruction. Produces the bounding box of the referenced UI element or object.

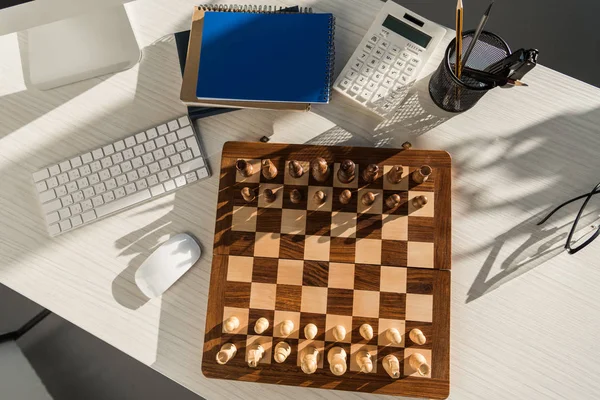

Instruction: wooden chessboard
[202,142,451,399]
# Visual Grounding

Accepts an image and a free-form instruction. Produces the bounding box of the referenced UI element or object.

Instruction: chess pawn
[409,328,427,345]
[247,344,265,368]
[359,324,373,341]
[280,320,294,336]
[274,342,291,363]
[327,347,347,376]
[361,191,376,206]
[356,350,373,373]
[290,188,303,204]
[387,165,404,184]
[261,159,278,180]
[236,159,253,177]
[216,343,237,365]
[241,187,255,202]
[385,193,401,209]
[263,188,277,203]
[288,160,304,178]
[223,316,240,333]
[300,346,319,375]
[311,157,330,182]
[337,159,356,184]
[313,190,327,205]
[332,325,346,342]
[362,164,379,183]
[339,189,352,205]
[409,352,431,376]
[387,328,402,345]
[412,195,428,209]
[383,354,400,379]
[304,323,318,340]
[412,165,432,184]
[254,317,269,334]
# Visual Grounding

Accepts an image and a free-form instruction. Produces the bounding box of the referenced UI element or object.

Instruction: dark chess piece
[337,159,356,184]
[290,188,303,204]
[412,165,432,184]
[362,164,379,183]
[241,187,255,202]
[387,165,404,184]
[362,191,376,206]
[339,189,352,205]
[262,159,278,180]
[264,188,277,203]
[311,157,330,183]
[288,160,304,178]
[236,159,253,177]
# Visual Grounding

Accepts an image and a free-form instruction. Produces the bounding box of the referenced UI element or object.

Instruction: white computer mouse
[135,233,201,298]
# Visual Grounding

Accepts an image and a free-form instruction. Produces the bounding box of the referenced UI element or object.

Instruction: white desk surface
[2,0,600,399]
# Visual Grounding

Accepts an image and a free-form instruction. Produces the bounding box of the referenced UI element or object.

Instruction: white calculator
[334,2,446,116]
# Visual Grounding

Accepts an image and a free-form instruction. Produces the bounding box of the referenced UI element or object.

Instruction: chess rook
[263,188,277,203]
[216,343,237,365]
[247,344,265,368]
[359,324,373,340]
[339,189,352,205]
[356,351,373,373]
[274,342,291,363]
[409,353,431,376]
[288,160,304,178]
[300,347,319,375]
[409,328,427,345]
[385,193,401,209]
[254,317,269,334]
[236,159,254,177]
[261,159,278,180]
[304,323,317,340]
[412,195,428,209]
[223,316,239,333]
[362,164,379,183]
[327,347,347,376]
[290,188,303,204]
[313,190,327,205]
[361,191,376,206]
[387,165,404,184]
[383,354,400,379]
[311,157,330,182]
[412,165,432,184]
[337,159,356,184]
[241,187,255,202]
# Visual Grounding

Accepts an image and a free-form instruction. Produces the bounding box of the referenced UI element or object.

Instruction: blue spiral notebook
[196,12,335,104]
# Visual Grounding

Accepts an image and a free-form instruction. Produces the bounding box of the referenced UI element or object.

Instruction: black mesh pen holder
[429,30,510,113]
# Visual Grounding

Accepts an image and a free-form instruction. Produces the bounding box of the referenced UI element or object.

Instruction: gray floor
[1,1,599,400]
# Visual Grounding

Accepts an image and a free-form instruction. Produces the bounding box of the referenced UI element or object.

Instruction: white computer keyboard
[32,115,210,236]
[334,2,446,116]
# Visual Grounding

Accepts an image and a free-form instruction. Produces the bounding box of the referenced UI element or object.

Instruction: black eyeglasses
[538,181,600,254]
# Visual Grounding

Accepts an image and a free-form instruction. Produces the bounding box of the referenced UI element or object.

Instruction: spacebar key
[95,189,151,218]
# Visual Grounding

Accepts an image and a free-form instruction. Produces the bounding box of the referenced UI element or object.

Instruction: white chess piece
[304,323,318,340]
[383,354,400,379]
[247,344,265,368]
[386,328,402,344]
[332,325,346,342]
[359,324,373,340]
[280,320,294,336]
[274,342,291,363]
[327,347,347,376]
[215,343,237,365]
[356,350,373,373]
[223,316,240,333]
[254,317,269,334]
[409,353,431,376]
[409,328,426,345]
[300,346,319,374]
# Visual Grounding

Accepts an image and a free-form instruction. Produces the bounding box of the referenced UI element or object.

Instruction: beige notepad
[180,7,310,111]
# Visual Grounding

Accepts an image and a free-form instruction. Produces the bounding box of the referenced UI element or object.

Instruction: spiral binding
[321,14,336,103]
[197,4,313,13]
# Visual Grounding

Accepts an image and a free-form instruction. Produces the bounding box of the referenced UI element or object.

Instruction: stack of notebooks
[180,5,335,112]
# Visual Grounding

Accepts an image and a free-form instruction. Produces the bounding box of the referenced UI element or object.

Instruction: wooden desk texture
[1,0,600,399]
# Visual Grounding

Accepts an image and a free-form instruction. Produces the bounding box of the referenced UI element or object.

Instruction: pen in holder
[429,30,510,113]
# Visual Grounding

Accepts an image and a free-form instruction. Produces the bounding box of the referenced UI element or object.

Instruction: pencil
[455,0,464,79]
[462,67,529,87]
[462,1,494,68]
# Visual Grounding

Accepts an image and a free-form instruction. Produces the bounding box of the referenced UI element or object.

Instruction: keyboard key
[158,171,170,182]
[47,177,59,188]
[178,116,190,127]
[105,179,117,191]
[164,145,176,157]
[48,224,61,236]
[142,153,155,164]
[66,182,78,193]
[168,166,180,178]
[164,180,176,191]
[131,157,143,169]
[89,173,100,185]
[94,183,106,194]
[39,189,56,203]
[70,156,83,168]
[135,132,147,144]
[103,192,115,203]
[123,149,134,160]
[59,220,72,231]
[57,173,68,185]
[135,179,148,191]
[124,183,137,195]
[71,215,83,227]
[170,154,183,165]
[181,150,193,162]
[36,181,48,192]
[49,165,61,176]
[70,203,83,215]
[112,153,124,164]
[144,141,156,152]
[77,177,89,189]
[81,153,93,164]
[109,165,122,177]
[186,139,201,157]
[157,124,169,135]
[73,191,84,203]
[61,195,74,207]
[79,165,92,176]
[95,189,151,218]
[126,170,139,182]
[174,141,187,153]
[90,161,102,172]
[68,169,81,181]
[155,136,167,148]
[43,199,62,213]
[81,210,96,223]
[101,157,113,169]
[46,212,60,224]
[166,132,178,144]
[125,137,137,148]
[56,186,68,197]
[83,187,95,199]
[149,163,160,174]
[92,149,104,160]
[176,126,194,140]
[175,176,186,187]
[159,158,172,170]
[150,184,165,196]
[179,158,206,174]
[33,169,50,182]
[103,144,115,156]
[147,175,159,187]
[59,208,71,220]
[59,161,71,172]
[146,128,158,139]
[167,120,179,131]
[138,166,149,178]
[114,141,125,152]
[92,195,105,205]
[133,145,145,157]
[197,168,209,179]
[114,187,126,199]
[116,175,128,186]
[121,161,133,173]
[185,172,198,183]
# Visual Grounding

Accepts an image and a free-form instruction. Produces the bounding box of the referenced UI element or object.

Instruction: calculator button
[382,77,394,88]
[410,57,421,66]
[380,102,394,113]
[338,78,351,89]
[394,59,406,70]
[366,57,378,67]
[369,35,380,44]
[351,60,364,71]
[366,81,378,91]
[379,40,390,50]
[361,66,374,76]
[373,48,384,59]
[372,72,384,82]
[389,45,401,56]
[382,53,395,64]
[346,70,358,80]
[399,74,411,84]
[358,52,369,62]
[371,87,389,103]
[377,63,389,73]
[388,68,401,79]
[364,43,375,53]
[400,51,411,61]
[358,89,373,102]
[356,75,368,86]
[350,84,362,94]
[405,65,416,76]
[392,83,404,92]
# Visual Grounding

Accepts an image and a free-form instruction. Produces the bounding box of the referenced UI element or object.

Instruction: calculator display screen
[383,15,432,48]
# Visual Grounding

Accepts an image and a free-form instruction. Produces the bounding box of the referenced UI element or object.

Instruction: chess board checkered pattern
[203,142,451,399]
